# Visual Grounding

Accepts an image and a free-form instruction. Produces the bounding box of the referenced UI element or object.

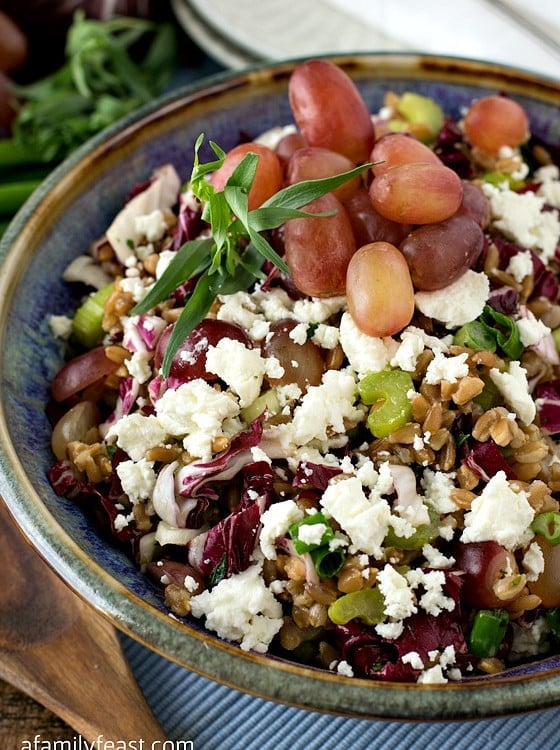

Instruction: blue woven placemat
[123,636,560,749]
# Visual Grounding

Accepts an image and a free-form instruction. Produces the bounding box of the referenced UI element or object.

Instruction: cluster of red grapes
[211,59,530,339]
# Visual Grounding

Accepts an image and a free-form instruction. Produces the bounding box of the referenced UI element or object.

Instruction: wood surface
[0,500,167,745]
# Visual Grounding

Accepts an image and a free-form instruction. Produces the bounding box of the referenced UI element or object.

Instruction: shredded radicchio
[535,380,560,434]
[463,439,517,481]
[335,573,468,681]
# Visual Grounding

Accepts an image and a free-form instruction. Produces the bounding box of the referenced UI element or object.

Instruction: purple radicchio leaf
[99,375,139,438]
[486,286,519,316]
[464,439,517,481]
[535,380,560,435]
[168,190,203,251]
[334,572,468,681]
[176,413,265,498]
[188,459,275,581]
[293,461,342,491]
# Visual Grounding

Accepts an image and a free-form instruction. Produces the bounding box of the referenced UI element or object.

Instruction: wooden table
[0,680,78,750]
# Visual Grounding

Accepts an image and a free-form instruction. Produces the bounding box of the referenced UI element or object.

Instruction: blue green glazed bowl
[1,53,560,721]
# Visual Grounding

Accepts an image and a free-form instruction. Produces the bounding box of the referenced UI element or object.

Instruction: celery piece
[239,388,281,424]
[396,92,444,140]
[359,369,414,439]
[328,587,385,626]
[72,283,114,348]
[384,506,440,550]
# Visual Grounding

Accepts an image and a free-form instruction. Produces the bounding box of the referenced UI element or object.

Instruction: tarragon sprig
[133,134,371,376]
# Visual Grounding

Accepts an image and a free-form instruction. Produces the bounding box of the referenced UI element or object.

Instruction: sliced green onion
[359,369,414,439]
[289,512,334,554]
[328,587,385,626]
[384,506,440,550]
[468,609,509,658]
[310,545,346,578]
[531,511,560,545]
[72,282,114,348]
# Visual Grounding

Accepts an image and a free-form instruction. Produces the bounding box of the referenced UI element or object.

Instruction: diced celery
[359,369,414,439]
[239,388,281,423]
[72,282,114,348]
[328,587,385,626]
[396,92,444,141]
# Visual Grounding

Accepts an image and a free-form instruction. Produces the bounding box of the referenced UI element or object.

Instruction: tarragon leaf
[161,269,225,376]
[262,163,372,209]
[132,237,212,315]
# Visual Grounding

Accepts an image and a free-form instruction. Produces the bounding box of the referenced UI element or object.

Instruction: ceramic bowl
[2,53,560,721]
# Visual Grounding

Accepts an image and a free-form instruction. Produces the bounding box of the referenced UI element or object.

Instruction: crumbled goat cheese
[134,208,167,243]
[259,500,304,559]
[522,541,545,582]
[489,361,536,425]
[415,270,489,328]
[406,568,455,616]
[377,564,418,620]
[506,250,534,283]
[339,311,398,377]
[422,543,455,569]
[332,660,354,677]
[126,350,153,384]
[320,476,393,558]
[189,562,283,653]
[205,337,284,408]
[155,380,240,460]
[375,621,404,639]
[298,522,328,547]
[119,276,148,303]
[417,665,447,684]
[49,314,74,340]
[460,470,535,550]
[116,458,156,504]
[402,651,424,670]
[421,469,458,514]
[425,350,469,385]
[536,164,560,208]
[516,310,551,348]
[390,330,425,371]
[483,181,560,263]
[254,123,296,149]
[290,369,365,447]
[107,413,168,461]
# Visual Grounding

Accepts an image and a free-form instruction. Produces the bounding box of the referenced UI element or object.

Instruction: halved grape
[288,59,374,163]
[263,319,325,390]
[369,162,463,225]
[209,141,283,210]
[463,95,529,154]
[344,189,412,247]
[370,132,441,177]
[287,146,360,203]
[399,214,484,290]
[284,193,356,297]
[346,241,415,337]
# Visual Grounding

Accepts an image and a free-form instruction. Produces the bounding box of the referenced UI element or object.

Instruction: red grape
[463,95,529,154]
[369,162,463,225]
[288,59,374,163]
[453,540,516,608]
[154,319,252,383]
[346,241,415,337]
[209,142,283,210]
[344,188,412,247]
[263,319,325,390]
[370,132,441,177]
[399,214,485,290]
[284,192,356,297]
[286,146,361,203]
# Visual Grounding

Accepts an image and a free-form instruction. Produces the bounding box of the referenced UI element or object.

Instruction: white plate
[172,0,560,78]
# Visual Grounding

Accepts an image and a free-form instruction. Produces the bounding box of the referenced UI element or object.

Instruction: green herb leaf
[132,237,213,316]
[141,139,371,376]
[161,269,224,376]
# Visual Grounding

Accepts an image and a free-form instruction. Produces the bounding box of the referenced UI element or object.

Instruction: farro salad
[47,59,560,684]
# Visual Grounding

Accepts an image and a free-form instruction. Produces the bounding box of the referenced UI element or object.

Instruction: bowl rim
[2,51,560,721]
